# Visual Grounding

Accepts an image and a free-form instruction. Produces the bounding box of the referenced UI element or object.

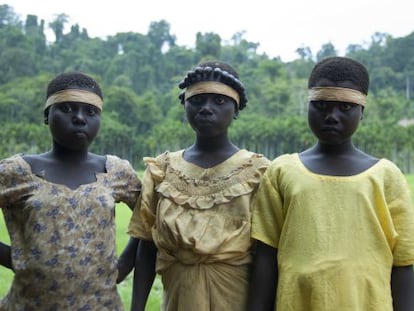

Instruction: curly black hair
[178,60,248,110]
[46,71,103,100]
[308,57,369,95]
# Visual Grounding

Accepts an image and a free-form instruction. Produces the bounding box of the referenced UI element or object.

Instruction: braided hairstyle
[308,57,369,95]
[178,60,248,110]
[46,72,103,100]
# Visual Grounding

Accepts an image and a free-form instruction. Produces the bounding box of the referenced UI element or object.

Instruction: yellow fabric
[252,153,414,311]
[129,149,269,311]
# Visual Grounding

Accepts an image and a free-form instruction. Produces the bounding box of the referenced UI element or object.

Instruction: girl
[0,72,141,310]
[249,57,414,311]
[128,61,270,311]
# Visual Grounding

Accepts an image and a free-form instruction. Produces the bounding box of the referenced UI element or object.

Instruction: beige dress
[0,154,141,311]
[128,149,269,311]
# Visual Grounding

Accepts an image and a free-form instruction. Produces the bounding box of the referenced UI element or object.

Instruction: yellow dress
[128,149,269,311]
[252,153,414,311]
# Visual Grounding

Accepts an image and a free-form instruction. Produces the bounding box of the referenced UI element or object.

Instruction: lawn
[2,174,414,309]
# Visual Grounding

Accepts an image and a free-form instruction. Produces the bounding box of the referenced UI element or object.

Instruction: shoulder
[105,154,137,175]
[374,158,406,178]
[363,159,409,195]
[144,150,183,168]
[0,154,27,171]
[0,154,31,183]
[257,153,299,181]
[268,153,298,169]
[234,149,269,166]
[272,153,298,163]
[241,149,270,161]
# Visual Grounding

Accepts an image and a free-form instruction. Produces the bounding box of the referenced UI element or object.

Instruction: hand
[116,256,134,284]
[116,237,140,283]
[0,241,13,270]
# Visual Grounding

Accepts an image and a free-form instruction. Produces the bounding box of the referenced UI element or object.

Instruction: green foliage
[196,32,221,59]
[0,3,414,172]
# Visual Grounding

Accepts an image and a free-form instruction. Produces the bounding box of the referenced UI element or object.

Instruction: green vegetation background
[1,4,414,308]
[1,4,414,173]
[1,175,414,309]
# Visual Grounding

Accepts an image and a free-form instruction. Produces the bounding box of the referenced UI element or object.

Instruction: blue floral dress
[0,154,141,311]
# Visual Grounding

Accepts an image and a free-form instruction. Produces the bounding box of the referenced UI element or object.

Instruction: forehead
[314,78,359,91]
[189,92,228,99]
[310,100,358,107]
[49,101,100,111]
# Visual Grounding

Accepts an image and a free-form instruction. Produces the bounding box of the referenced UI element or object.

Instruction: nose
[324,106,339,123]
[72,109,86,124]
[199,99,214,114]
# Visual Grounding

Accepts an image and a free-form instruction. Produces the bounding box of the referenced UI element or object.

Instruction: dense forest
[1,4,414,171]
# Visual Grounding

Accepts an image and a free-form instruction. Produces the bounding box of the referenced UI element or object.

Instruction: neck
[314,140,357,156]
[193,134,235,153]
[49,143,90,163]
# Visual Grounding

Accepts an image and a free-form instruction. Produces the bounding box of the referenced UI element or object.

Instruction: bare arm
[0,241,12,270]
[130,239,157,311]
[248,240,278,311]
[117,237,139,283]
[391,265,414,311]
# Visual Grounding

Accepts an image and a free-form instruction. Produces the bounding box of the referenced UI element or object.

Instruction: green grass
[0,204,162,310]
[406,174,414,204]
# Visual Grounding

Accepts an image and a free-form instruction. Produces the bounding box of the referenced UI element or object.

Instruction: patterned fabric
[128,149,269,311]
[252,153,414,311]
[0,154,141,311]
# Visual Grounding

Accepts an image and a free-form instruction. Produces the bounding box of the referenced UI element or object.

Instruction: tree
[195,32,221,59]
[296,46,313,60]
[49,13,69,43]
[0,4,21,27]
[316,42,337,62]
[147,20,176,51]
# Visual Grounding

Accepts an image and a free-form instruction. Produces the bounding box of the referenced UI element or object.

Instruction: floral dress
[128,149,269,311]
[0,154,141,311]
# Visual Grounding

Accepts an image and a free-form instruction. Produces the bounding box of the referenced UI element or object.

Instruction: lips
[195,116,214,123]
[73,130,88,138]
[321,126,340,132]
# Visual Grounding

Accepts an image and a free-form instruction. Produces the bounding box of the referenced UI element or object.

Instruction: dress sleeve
[0,155,31,209]
[0,158,11,208]
[251,165,285,249]
[110,156,141,210]
[128,156,164,240]
[385,162,414,266]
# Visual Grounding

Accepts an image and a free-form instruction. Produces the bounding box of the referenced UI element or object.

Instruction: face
[308,80,363,145]
[184,93,237,137]
[46,101,101,150]
[308,100,362,144]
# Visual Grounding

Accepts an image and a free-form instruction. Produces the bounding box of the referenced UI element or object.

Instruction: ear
[44,110,49,124]
[233,102,239,120]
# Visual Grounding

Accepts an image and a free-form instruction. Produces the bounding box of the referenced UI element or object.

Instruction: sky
[3,0,414,62]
